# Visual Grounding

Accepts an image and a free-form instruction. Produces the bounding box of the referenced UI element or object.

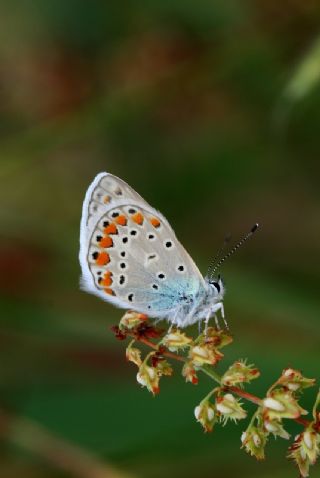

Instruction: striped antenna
[209,223,259,279]
[206,233,232,279]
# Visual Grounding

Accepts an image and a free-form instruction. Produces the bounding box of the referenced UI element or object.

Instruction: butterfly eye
[212,281,221,293]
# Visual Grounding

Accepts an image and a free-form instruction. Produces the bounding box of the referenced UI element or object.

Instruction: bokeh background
[0,1,320,477]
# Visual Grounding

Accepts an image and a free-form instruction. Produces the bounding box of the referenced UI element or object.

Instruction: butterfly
[79,172,258,328]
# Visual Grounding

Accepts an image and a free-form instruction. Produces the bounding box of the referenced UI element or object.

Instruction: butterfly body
[79,172,225,328]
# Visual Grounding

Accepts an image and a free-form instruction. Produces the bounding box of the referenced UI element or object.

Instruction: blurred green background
[0,1,320,477]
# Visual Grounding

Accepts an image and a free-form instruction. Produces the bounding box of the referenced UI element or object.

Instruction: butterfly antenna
[210,223,259,278]
[206,233,232,279]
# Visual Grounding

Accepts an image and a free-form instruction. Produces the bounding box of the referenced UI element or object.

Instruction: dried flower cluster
[112,311,320,477]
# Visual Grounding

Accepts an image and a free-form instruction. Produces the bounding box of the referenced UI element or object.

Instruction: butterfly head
[206,274,225,301]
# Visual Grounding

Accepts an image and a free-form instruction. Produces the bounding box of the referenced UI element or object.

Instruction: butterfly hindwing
[79,173,205,318]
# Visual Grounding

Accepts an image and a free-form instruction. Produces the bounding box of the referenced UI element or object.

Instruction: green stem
[127,339,135,349]
[199,364,222,385]
[201,386,220,403]
[247,408,260,429]
[312,388,320,421]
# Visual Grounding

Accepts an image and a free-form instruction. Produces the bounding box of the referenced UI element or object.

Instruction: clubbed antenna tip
[251,223,259,234]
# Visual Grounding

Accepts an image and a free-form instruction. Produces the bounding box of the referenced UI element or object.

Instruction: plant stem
[227,386,263,406]
[198,364,222,385]
[138,336,186,362]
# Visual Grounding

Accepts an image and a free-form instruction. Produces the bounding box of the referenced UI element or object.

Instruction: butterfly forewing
[82,172,150,237]
[80,173,205,318]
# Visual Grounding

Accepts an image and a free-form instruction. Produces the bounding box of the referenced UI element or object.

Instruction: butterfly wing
[79,172,206,318]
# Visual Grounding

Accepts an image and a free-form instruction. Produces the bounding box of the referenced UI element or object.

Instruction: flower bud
[182,361,198,384]
[162,329,192,352]
[264,419,290,440]
[222,360,260,387]
[279,368,316,392]
[302,430,319,463]
[126,345,142,367]
[119,311,148,330]
[155,359,173,377]
[263,390,308,420]
[194,400,216,432]
[288,428,320,477]
[189,344,223,366]
[110,325,127,340]
[241,426,267,460]
[137,363,160,395]
[216,393,247,424]
[202,327,233,349]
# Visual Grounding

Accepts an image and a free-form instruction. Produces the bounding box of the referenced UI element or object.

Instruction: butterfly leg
[204,302,225,335]
[204,311,211,336]
[220,303,229,330]
[168,307,181,332]
[214,314,220,329]
[210,302,227,330]
[215,302,228,329]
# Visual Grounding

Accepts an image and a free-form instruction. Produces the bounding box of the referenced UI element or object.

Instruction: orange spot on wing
[104,288,114,295]
[150,217,161,228]
[132,212,144,225]
[115,215,127,226]
[100,236,113,248]
[101,271,113,287]
[104,223,118,235]
[96,252,110,266]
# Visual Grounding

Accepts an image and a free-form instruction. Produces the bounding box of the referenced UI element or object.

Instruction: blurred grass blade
[284,36,320,102]
[0,408,133,478]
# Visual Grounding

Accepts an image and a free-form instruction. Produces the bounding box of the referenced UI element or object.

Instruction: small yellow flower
[119,311,148,330]
[194,400,216,432]
[222,360,260,387]
[279,368,316,392]
[216,393,247,424]
[263,390,308,420]
[241,426,267,460]
[301,429,320,463]
[189,344,223,366]
[137,363,160,395]
[182,361,198,385]
[126,345,142,367]
[162,329,193,352]
[288,428,320,477]
[203,327,233,349]
[155,359,173,377]
[263,419,290,440]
